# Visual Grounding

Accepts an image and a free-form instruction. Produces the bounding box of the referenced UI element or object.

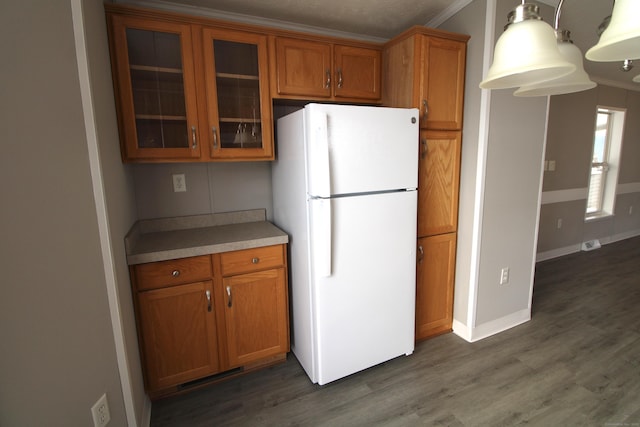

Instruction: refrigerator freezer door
[305,104,419,197]
[308,190,417,385]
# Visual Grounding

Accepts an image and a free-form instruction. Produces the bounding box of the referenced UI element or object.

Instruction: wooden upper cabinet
[420,36,467,130]
[273,37,381,102]
[333,45,381,100]
[417,130,462,237]
[106,6,274,162]
[274,37,332,98]
[383,27,468,130]
[109,15,202,161]
[202,28,273,160]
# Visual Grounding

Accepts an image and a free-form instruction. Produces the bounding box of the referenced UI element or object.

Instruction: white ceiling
[122,0,640,91]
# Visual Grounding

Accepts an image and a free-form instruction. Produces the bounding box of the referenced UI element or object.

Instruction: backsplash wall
[132,161,274,221]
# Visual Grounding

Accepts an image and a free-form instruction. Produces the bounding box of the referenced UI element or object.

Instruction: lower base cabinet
[137,280,220,391]
[221,268,289,368]
[130,245,289,398]
[415,233,457,341]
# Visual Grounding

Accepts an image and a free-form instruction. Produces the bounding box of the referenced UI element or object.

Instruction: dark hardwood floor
[150,236,640,426]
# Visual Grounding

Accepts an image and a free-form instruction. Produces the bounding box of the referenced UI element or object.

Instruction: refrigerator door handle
[313,198,332,277]
[313,113,331,198]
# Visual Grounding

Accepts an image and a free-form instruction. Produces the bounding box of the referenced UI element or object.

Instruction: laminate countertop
[125,209,288,265]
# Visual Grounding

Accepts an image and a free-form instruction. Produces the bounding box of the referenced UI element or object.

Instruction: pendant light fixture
[514,0,596,97]
[586,0,640,62]
[479,2,575,90]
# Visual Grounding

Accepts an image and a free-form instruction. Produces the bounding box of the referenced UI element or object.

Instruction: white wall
[441,0,550,341]
[81,0,148,424]
[132,162,274,220]
[537,86,640,261]
[437,0,487,328]
[0,1,134,425]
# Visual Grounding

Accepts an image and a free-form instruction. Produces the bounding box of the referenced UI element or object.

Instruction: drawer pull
[252,257,260,264]
[171,270,180,278]
[205,290,212,312]
[226,286,232,308]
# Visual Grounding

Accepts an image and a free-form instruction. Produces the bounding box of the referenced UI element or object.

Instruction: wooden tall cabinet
[383,26,469,341]
[417,130,462,237]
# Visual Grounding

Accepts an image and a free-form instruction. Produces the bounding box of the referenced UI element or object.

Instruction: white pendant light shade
[480,18,575,89]
[633,74,640,83]
[585,0,640,61]
[514,40,596,97]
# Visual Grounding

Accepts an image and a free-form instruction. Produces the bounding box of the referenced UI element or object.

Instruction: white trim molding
[541,182,640,206]
[454,308,531,343]
[427,0,474,28]
[541,188,588,205]
[617,182,640,194]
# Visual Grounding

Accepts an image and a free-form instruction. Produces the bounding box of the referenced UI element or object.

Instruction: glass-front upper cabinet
[110,15,201,161]
[202,28,273,160]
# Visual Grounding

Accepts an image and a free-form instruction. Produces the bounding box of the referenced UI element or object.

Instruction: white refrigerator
[272,103,419,385]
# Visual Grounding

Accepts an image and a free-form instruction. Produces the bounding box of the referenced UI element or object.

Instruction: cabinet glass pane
[126,28,189,149]
[213,40,263,149]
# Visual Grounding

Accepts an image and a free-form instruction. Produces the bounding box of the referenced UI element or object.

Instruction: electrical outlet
[548,160,556,171]
[500,267,510,285]
[172,173,187,192]
[91,393,110,427]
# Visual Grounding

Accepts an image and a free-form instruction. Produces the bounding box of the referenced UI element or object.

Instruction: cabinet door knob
[212,126,218,149]
[226,286,232,308]
[191,125,197,149]
[421,139,428,159]
[252,257,260,264]
[171,270,180,278]
[205,290,212,312]
[422,99,429,120]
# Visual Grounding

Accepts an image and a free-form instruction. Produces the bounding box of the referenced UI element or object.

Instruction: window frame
[585,106,625,221]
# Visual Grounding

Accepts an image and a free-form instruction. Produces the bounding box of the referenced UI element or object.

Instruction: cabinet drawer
[134,255,212,291]
[220,245,284,276]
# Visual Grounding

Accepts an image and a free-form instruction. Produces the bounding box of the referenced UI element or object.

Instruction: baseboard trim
[536,230,640,262]
[536,244,581,262]
[452,319,472,342]
[611,228,640,243]
[142,396,152,427]
[453,308,531,343]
